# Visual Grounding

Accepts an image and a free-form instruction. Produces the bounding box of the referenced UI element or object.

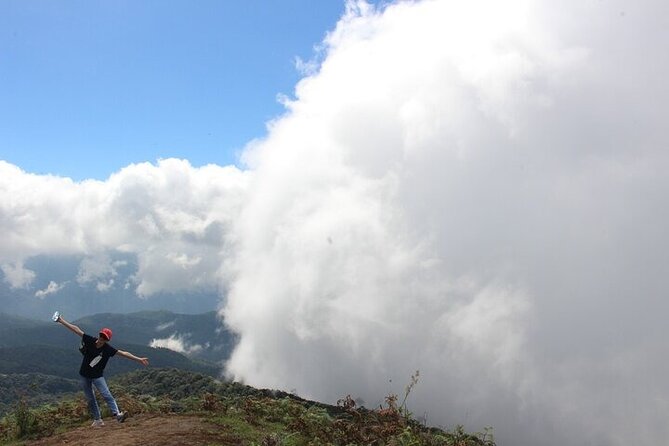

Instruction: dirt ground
[25,413,242,446]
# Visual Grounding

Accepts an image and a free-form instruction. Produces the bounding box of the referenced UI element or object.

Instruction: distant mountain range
[0,310,238,415]
[0,310,236,363]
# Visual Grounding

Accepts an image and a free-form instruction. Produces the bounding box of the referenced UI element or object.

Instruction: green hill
[0,314,50,331]
[0,373,79,416]
[0,323,72,351]
[0,344,219,381]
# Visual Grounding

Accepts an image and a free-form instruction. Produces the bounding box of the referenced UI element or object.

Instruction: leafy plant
[13,397,36,439]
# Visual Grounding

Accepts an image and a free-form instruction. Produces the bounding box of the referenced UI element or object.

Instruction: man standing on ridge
[54,313,150,427]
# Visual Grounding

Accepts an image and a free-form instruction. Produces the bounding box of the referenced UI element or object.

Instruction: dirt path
[25,413,241,446]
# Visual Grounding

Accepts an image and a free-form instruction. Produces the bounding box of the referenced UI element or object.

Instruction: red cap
[99,328,113,341]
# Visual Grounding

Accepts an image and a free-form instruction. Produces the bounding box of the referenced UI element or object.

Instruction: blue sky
[0,0,363,180]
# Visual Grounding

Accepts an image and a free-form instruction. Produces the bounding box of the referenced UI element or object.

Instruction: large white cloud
[221,1,669,445]
[0,159,249,296]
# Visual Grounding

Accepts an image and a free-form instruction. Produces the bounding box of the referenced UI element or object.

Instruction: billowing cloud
[150,334,203,356]
[34,280,66,299]
[221,1,669,446]
[0,159,249,296]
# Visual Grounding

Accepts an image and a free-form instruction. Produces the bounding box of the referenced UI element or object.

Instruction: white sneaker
[91,419,105,428]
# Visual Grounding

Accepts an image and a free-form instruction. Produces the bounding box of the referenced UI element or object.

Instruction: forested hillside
[0,373,79,415]
[0,311,231,416]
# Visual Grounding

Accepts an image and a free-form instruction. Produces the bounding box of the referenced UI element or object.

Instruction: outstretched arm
[117,350,149,366]
[56,315,84,337]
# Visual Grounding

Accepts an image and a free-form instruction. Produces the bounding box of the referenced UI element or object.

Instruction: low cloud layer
[1,0,668,444]
[149,334,204,356]
[34,280,66,299]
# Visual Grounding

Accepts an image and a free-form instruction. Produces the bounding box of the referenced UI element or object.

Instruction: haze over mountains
[0,254,220,320]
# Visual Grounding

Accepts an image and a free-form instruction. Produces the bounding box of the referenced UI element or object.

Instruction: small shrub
[201,392,223,412]
[13,397,37,439]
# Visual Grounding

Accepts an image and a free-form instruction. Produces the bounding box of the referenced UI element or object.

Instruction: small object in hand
[52,311,60,322]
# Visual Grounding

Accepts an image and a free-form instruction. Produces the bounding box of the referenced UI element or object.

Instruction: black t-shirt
[79,333,118,379]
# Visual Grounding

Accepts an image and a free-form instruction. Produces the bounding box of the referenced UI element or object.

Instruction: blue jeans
[80,376,120,420]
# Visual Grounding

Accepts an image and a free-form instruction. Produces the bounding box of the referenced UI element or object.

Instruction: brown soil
[25,413,242,446]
